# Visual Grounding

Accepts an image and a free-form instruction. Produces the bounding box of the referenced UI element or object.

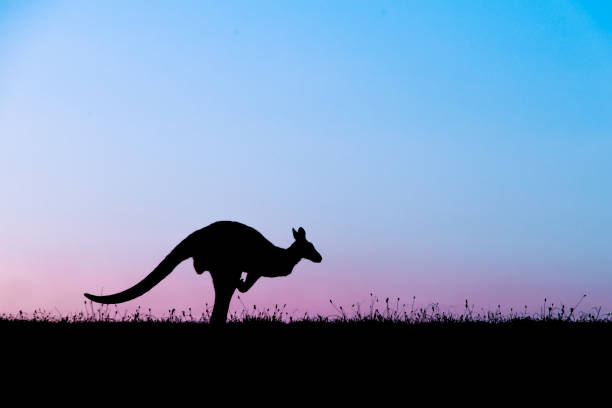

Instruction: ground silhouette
[84,221,322,324]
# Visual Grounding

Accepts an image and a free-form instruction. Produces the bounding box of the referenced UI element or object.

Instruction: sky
[0,1,611,318]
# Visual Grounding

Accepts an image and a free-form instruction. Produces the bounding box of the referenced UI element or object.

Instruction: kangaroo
[84,221,322,324]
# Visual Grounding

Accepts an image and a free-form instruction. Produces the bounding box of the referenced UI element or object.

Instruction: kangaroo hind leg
[193,256,206,275]
[210,270,240,325]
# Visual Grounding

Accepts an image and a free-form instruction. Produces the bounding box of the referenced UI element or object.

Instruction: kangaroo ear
[293,227,306,240]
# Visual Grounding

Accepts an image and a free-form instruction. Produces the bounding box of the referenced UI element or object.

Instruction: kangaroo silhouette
[84,221,322,324]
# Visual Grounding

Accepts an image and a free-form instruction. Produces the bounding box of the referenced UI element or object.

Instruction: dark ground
[2,318,610,395]
[4,318,612,360]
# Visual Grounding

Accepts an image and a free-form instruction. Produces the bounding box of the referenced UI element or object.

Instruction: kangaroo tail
[84,236,193,304]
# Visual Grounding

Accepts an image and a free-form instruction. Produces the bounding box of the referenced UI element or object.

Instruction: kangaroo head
[292,227,322,263]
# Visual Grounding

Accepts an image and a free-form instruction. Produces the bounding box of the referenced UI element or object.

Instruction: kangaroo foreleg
[237,273,260,293]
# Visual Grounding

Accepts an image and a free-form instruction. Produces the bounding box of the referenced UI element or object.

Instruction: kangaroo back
[84,236,192,304]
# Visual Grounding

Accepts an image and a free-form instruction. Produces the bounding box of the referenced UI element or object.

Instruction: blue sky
[0,1,611,315]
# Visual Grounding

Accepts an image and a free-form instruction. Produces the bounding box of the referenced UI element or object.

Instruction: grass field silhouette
[2,293,609,327]
[3,294,611,377]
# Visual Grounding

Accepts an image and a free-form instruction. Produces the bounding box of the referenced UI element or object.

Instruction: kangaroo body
[84,221,322,324]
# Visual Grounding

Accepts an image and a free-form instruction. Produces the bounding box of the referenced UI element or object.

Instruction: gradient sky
[1,1,611,318]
